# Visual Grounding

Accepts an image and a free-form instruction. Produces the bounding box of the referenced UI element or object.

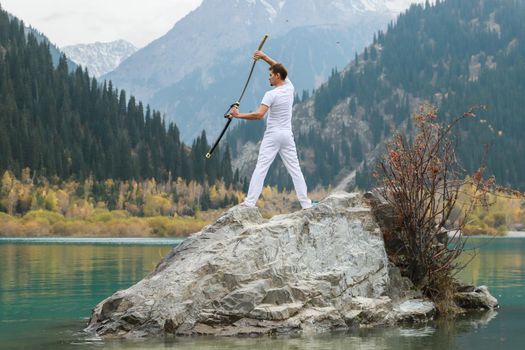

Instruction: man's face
[269,71,280,86]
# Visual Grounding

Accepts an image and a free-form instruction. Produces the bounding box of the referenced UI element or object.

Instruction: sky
[0,0,203,48]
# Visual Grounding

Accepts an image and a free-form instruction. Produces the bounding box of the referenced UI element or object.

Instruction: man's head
[268,63,288,86]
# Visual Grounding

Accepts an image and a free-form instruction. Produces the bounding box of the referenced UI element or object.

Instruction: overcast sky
[1,0,203,48]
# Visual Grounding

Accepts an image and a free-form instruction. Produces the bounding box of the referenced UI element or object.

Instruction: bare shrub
[374,105,494,314]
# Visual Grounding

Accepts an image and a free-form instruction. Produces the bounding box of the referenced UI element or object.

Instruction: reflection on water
[457,238,525,305]
[70,313,500,350]
[0,237,523,349]
[0,241,176,350]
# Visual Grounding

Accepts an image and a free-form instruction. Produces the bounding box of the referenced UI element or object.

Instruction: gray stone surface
[392,299,436,323]
[455,285,499,310]
[84,191,494,338]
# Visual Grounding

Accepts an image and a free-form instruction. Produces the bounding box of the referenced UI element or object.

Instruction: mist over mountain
[103,0,423,141]
[62,40,137,78]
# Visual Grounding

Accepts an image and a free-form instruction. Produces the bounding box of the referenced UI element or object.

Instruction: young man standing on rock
[229,50,312,209]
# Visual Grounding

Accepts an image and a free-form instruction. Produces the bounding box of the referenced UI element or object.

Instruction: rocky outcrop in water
[455,285,499,310]
[85,192,497,338]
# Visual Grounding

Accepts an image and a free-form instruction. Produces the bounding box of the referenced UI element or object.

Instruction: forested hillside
[0,8,232,185]
[229,0,525,190]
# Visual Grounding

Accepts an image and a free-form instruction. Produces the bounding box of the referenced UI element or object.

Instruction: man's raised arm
[253,50,276,66]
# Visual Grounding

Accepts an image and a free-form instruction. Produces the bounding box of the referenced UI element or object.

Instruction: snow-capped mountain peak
[62,40,137,78]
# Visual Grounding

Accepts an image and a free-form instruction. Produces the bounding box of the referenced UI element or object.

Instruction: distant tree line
[0,168,243,218]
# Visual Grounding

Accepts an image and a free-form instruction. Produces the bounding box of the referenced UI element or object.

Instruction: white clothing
[261,77,293,132]
[244,78,312,209]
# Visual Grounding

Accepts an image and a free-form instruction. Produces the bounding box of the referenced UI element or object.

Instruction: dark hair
[269,63,288,80]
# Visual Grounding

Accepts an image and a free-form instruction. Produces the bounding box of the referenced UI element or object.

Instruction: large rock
[83,192,489,338]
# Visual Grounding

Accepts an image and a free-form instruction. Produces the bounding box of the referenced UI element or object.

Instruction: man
[229,50,312,209]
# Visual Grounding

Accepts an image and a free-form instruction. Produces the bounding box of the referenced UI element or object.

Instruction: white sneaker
[238,202,255,208]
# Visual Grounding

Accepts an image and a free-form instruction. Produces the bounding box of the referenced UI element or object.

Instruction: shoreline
[0,211,212,237]
[501,231,525,238]
[447,230,525,238]
[2,232,525,243]
[465,231,525,238]
[0,236,185,245]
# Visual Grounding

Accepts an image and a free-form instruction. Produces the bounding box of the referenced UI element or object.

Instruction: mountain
[103,0,423,141]
[227,0,525,191]
[0,8,233,184]
[62,40,137,78]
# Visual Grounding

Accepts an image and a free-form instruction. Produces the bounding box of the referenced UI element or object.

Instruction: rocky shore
[85,192,497,338]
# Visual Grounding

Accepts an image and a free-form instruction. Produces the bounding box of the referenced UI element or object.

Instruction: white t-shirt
[261,77,294,132]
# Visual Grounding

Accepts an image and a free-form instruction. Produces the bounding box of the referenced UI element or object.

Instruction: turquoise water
[0,237,523,349]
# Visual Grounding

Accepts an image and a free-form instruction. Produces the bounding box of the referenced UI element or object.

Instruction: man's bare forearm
[230,104,268,120]
[260,54,276,66]
[234,111,264,120]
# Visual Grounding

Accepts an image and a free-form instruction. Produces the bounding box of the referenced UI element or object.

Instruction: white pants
[244,131,312,209]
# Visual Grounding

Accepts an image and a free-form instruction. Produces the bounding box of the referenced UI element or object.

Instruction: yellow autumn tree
[143,195,173,216]
[44,189,59,212]
[56,189,69,215]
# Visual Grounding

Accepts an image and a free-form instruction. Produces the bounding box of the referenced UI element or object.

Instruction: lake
[0,236,523,349]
